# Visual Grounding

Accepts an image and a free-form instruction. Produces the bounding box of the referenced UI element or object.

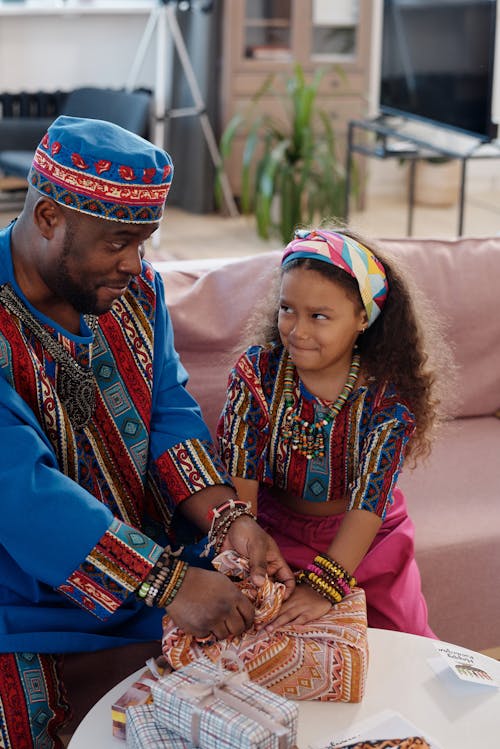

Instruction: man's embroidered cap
[29,115,173,224]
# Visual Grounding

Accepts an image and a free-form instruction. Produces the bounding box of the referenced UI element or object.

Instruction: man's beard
[55,262,101,314]
[54,229,101,315]
[56,259,103,315]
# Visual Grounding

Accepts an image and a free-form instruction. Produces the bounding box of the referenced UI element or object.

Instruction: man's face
[39,209,159,316]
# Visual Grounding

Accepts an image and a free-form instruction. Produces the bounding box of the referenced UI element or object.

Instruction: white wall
[0,1,170,94]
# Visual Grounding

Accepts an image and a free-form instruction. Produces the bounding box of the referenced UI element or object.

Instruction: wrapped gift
[112,660,169,740]
[126,704,192,748]
[162,551,368,702]
[151,656,298,749]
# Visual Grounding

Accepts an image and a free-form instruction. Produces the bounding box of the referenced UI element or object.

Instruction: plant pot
[414,159,461,207]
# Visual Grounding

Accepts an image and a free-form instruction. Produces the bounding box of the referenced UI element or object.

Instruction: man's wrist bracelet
[203,498,256,556]
[136,548,188,609]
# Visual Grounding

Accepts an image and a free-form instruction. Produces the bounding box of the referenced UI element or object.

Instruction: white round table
[68,628,500,748]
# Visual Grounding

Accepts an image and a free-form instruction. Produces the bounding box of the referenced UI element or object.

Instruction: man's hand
[166,566,254,639]
[264,583,332,632]
[221,515,296,599]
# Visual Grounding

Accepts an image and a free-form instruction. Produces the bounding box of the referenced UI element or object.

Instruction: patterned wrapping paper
[162,551,368,702]
[126,704,192,748]
[151,657,299,749]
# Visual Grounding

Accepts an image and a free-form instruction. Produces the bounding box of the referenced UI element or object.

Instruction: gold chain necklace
[281,350,361,460]
[0,283,98,430]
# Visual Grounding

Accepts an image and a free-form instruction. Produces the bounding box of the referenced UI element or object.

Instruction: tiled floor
[2,182,500,263]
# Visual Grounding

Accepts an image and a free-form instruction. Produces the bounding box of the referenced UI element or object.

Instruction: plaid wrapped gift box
[112,663,168,740]
[126,704,192,748]
[151,657,298,749]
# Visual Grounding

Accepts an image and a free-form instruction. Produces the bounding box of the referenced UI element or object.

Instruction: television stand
[345,116,500,236]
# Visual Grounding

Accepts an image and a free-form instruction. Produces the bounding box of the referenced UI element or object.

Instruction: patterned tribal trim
[155,438,233,505]
[58,518,163,620]
[30,169,166,223]
[33,147,169,204]
[108,294,154,396]
[348,411,414,516]
[0,653,70,748]
[30,144,171,223]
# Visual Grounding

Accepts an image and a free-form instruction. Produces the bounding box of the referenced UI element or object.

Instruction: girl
[217,227,452,637]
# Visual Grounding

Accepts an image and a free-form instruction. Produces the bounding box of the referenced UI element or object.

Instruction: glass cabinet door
[311,0,360,60]
[243,0,292,61]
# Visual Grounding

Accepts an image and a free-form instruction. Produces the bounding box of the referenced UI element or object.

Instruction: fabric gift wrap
[162,551,368,702]
[126,704,193,749]
[150,655,298,749]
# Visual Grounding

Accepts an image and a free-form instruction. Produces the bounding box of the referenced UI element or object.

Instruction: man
[0,116,293,747]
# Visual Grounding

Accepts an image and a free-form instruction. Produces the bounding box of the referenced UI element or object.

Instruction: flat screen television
[379,0,497,141]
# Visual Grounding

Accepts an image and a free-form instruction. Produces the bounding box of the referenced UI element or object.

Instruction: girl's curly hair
[241,226,457,465]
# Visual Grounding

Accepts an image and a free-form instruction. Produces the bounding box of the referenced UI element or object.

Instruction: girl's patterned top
[217,343,416,519]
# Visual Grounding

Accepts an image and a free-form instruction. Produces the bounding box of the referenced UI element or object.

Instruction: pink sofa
[160,236,500,653]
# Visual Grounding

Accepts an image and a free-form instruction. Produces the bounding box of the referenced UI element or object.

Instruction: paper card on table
[309,709,442,749]
[432,642,500,688]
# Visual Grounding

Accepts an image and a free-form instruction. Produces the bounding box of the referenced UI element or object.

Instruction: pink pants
[258,487,435,638]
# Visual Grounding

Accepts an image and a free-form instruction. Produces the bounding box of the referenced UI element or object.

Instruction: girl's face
[278,267,367,377]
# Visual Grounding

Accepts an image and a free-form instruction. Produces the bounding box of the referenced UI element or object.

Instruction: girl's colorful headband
[282,229,388,326]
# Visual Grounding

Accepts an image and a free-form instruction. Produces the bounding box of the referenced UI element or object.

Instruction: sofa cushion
[398,415,500,650]
[376,237,500,418]
[163,253,280,435]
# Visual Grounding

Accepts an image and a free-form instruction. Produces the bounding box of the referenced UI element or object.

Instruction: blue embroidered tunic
[0,223,231,654]
[218,344,416,517]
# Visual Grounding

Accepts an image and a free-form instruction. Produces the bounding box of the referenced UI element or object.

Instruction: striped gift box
[151,657,298,749]
[126,704,191,748]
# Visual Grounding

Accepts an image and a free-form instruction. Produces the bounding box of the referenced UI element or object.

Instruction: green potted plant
[217,63,355,244]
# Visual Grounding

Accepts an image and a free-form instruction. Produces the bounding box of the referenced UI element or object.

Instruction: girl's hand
[264,583,332,632]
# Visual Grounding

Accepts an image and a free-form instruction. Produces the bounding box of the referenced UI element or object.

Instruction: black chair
[0,86,152,180]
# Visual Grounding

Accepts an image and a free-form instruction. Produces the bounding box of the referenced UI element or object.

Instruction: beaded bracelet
[136,549,188,609]
[204,498,256,556]
[157,559,188,609]
[206,498,251,523]
[297,553,356,606]
[313,552,356,589]
[296,569,344,605]
[307,563,353,597]
[136,549,172,607]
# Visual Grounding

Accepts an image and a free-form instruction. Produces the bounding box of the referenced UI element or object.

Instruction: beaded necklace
[281,349,361,460]
[0,282,98,430]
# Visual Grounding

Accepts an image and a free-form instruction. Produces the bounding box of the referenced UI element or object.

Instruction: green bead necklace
[281,350,361,460]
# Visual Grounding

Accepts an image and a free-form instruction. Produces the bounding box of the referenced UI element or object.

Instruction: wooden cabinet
[220,0,374,193]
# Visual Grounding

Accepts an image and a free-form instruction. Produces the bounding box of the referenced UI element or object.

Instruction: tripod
[126,1,238,218]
